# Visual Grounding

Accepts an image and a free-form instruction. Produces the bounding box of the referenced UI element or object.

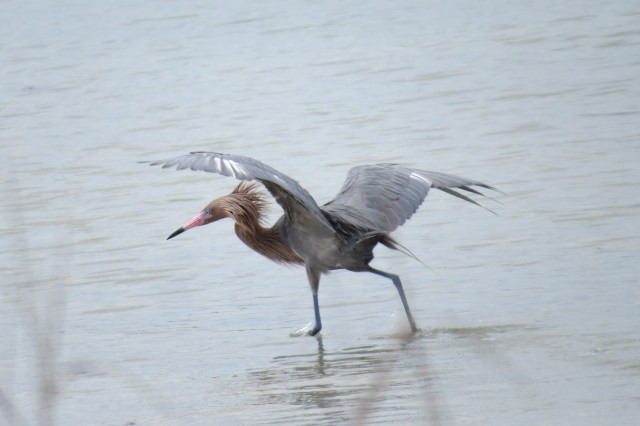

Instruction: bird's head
[166,199,228,240]
[166,182,267,240]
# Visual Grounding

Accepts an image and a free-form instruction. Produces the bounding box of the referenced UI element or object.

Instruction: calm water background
[1,1,639,425]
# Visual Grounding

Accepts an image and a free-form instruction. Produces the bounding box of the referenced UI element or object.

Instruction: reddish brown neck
[234,222,303,265]
[220,183,303,265]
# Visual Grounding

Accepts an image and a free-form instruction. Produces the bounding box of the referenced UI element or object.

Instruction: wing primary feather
[459,185,503,204]
[459,185,484,196]
[438,187,497,215]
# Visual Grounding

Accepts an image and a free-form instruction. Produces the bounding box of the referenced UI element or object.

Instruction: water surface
[1,1,639,424]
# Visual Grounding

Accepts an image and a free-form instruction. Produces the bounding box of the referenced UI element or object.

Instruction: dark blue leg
[368,267,419,332]
[310,293,322,336]
[306,266,322,336]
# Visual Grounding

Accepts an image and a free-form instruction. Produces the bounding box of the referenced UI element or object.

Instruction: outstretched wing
[322,163,499,233]
[148,151,334,230]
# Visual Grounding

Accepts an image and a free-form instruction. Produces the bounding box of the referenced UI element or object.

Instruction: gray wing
[322,163,498,233]
[148,152,334,230]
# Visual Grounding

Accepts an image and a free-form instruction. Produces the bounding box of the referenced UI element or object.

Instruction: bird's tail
[352,232,433,271]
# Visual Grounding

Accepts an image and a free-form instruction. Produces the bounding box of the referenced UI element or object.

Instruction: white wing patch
[228,160,243,178]
[410,172,432,186]
[223,159,235,177]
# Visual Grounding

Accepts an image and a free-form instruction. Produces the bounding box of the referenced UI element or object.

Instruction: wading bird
[149,152,498,335]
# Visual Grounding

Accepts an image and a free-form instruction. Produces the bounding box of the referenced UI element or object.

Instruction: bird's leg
[311,294,322,336]
[367,267,419,332]
[306,266,322,336]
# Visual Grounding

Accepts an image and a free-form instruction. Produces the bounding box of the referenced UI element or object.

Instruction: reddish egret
[149,152,498,335]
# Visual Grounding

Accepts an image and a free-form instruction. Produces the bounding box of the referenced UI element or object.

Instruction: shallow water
[1,1,639,425]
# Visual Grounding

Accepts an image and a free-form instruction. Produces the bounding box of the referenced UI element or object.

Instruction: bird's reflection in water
[315,335,326,376]
[247,332,446,424]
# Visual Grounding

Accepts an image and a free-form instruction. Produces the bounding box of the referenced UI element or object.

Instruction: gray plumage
[149,151,499,336]
[324,164,497,233]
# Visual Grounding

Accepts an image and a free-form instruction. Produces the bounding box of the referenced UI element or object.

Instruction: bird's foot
[308,323,322,336]
[290,322,321,337]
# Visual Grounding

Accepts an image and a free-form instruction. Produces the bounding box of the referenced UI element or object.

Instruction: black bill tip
[167,227,186,240]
